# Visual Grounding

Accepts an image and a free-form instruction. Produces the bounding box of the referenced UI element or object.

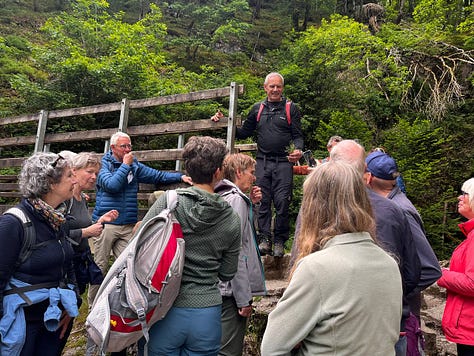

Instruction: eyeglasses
[327,138,342,149]
[461,191,469,197]
[118,144,132,150]
[50,154,64,168]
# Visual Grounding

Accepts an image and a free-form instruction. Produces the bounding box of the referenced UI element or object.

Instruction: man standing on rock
[213,73,304,257]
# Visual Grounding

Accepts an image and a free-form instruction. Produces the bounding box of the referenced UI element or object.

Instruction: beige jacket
[261,232,403,356]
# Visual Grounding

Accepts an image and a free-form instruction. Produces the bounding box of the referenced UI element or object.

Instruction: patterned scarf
[29,198,66,231]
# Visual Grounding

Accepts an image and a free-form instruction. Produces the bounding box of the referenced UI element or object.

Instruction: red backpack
[256,101,292,125]
[86,190,184,353]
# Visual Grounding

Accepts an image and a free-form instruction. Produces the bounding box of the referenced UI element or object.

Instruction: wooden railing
[0,83,255,213]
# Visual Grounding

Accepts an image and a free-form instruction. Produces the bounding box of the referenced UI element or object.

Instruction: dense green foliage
[0,0,473,258]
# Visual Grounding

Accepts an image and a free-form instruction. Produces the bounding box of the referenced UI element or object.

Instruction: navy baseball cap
[365,151,399,180]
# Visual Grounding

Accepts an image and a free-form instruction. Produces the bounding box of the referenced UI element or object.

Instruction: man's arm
[236,103,260,140]
[399,213,422,295]
[405,211,441,291]
[289,102,304,151]
[96,158,130,193]
[136,162,190,185]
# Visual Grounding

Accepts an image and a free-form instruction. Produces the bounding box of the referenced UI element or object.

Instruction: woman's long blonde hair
[290,161,376,278]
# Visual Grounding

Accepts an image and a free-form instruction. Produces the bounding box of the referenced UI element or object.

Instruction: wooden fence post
[34,110,49,153]
[226,82,238,152]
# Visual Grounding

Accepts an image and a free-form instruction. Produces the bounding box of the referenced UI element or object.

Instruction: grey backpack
[85,190,185,353]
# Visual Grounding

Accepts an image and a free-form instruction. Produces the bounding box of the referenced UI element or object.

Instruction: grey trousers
[219,297,248,356]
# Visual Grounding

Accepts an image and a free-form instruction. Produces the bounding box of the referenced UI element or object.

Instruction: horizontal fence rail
[0,83,247,167]
[0,83,258,213]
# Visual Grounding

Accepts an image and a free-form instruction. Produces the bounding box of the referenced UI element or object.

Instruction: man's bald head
[329,139,366,174]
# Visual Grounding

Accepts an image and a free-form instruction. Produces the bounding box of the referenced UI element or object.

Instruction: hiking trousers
[219,297,248,356]
[88,223,134,307]
[256,157,293,245]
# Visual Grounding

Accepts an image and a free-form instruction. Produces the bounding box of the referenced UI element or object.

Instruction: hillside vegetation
[0,0,473,258]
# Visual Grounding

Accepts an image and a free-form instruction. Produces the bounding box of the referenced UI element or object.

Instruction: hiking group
[0,72,472,356]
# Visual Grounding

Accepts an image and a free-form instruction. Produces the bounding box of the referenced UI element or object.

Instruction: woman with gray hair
[58,151,119,355]
[215,153,265,356]
[59,151,118,297]
[0,152,80,355]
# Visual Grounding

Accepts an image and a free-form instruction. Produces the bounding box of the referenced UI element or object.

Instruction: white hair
[264,72,284,85]
[461,178,474,210]
[110,131,130,145]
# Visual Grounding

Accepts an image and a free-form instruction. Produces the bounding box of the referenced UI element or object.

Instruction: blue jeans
[395,335,407,356]
[138,305,222,356]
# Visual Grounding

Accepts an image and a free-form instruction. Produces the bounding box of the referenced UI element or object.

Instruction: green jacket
[142,187,241,308]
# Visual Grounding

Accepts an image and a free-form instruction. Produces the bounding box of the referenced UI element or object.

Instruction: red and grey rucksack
[256,100,292,125]
[86,190,185,353]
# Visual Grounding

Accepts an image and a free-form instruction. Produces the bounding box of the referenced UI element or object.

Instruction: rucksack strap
[256,101,292,125]
[4,281,60,305]
[285,101,292,125]
[166,190,178,210]
[256,102,265,122]
[4,207,36,268]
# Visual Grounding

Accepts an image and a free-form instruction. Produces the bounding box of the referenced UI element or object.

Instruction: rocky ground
[64,254,455,355]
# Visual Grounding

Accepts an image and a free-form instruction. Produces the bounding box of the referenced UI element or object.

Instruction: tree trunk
[396,0,405,24]
[251,0,262,20]
[302,1,311,31]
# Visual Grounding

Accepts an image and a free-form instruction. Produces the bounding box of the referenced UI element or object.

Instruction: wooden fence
[0,82,256,213]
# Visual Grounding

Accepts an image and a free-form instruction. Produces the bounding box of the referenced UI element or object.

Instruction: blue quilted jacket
[92,151,183,225]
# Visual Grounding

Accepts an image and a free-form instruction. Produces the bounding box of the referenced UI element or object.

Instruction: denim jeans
[395,335,407,356]
[138,305,222,356]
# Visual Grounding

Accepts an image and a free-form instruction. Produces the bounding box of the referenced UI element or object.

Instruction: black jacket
[236,98,304,157]
[0,199,77,320]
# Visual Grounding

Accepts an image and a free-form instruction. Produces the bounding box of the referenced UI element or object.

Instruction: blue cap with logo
[365,151,399,180]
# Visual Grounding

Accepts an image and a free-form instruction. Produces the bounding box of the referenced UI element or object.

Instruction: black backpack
[4,206,37,269]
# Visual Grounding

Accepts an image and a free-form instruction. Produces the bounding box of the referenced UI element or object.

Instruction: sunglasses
[50,154,64,168]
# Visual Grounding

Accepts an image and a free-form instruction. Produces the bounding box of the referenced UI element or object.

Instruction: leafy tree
[312,110,373,151]
[273,16,412,149]
[8,0,212,118]
[381,118,460,259]
[0,35,50,116]
[158,0,252,61]
[413,0,471,33]
[4,0,226,157]
[35,0,171,105]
